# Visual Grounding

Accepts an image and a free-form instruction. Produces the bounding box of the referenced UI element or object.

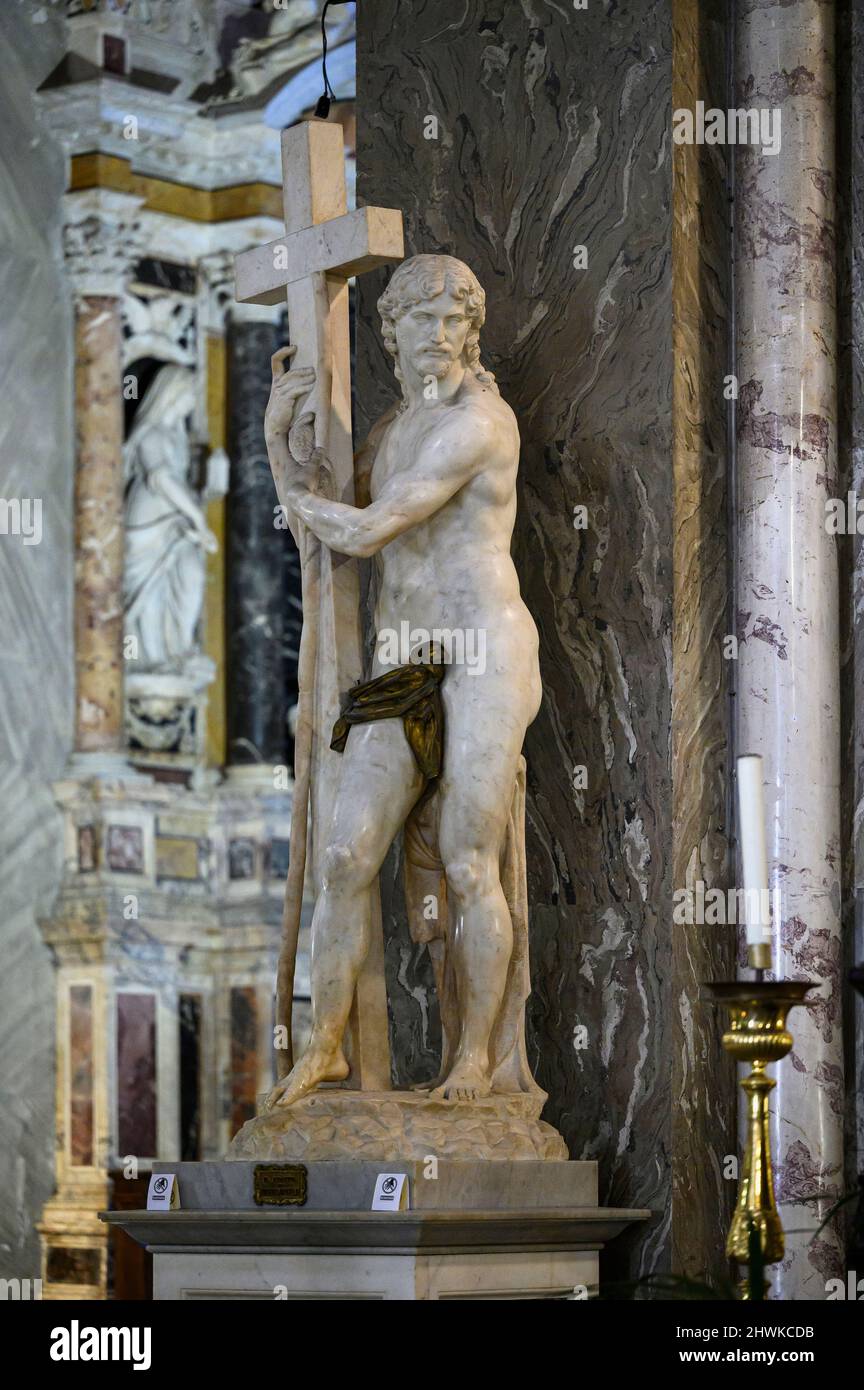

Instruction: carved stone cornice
[63,187,146,300]
[198,249,235,335]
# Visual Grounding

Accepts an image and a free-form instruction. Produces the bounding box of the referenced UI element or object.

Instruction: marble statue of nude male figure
[263,254,541,1108]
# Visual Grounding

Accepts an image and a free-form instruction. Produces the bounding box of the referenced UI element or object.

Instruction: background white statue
[123,363,216,673]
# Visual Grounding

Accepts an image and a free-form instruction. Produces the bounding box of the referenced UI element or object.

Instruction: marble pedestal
[228,1089,568,1162]
[103,1159,650,1301]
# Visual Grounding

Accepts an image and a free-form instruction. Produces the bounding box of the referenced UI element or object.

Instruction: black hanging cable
[314,0,350,118]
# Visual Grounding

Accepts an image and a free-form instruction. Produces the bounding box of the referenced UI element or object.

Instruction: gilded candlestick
[702,979,812,1298]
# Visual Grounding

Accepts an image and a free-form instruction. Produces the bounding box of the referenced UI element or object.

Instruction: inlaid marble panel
[230,986,258,1137]
[77,824,96,872]
[226,317,299,769]
[179,994,202,1163]
[155,834,204,882]
[116,992,157,1159]
[69,984,94,1167]
[228,837,256,880]
[266,838,290,880]
[45,1245,100,1287]
[106,824,144,874]
[357,0,680,1277]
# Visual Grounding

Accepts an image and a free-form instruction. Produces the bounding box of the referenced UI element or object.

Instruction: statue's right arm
[353,406,399,508]
[282,409,497,558]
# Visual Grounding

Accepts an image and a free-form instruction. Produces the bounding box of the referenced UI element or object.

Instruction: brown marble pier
[73,294,126,756]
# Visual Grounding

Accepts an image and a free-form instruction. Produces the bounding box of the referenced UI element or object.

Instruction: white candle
[737,754,771,946]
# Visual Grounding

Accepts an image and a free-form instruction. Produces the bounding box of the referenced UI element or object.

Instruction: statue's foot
[429,1061,492,1103]
[264,1043,350,1110]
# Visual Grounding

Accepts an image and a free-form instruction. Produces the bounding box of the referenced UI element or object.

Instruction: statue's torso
[367,378,540,697]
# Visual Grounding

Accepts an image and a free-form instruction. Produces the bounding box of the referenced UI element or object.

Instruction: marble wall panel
[670,0,735,1283]
[179,993,202,1162]
[116,992,158,1159]
[106,824,145,874]
[356,0,713,1278]
[0,0,73,1282]
[229,985,258,1137]
[46,1246,100,1287]
[226,317,300,769]
[69,985,94,1167]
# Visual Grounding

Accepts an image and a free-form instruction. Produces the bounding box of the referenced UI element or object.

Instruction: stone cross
[235,121,403,1089]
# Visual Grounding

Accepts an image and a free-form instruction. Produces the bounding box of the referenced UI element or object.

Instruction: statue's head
[377,254,497,393]
[136,364,196,431]
[124,364,197,480]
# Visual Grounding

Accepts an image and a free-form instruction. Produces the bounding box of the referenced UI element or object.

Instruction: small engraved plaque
[253,1163,307,1207]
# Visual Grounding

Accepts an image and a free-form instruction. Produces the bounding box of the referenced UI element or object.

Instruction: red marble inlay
[116,993,157,1158]
[230,986,258,1136]
[77,824,96,872]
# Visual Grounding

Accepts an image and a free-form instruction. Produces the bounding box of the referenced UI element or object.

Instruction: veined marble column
[837,0,864,1248]
[73,295,125,757]
[225,311,300,778]
[735,0,843,1296]
[64,189,144,777]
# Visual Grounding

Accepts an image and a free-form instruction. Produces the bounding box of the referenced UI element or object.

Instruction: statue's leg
[172,541,206,653]
[134,588,166,667]
[431,678,531,1102]
[266,717,423,1108]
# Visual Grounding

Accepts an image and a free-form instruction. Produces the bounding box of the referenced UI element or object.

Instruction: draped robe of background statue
[229,254,566,1161]
[123,364,218,750]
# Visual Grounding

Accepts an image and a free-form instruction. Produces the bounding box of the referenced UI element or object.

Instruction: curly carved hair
[377,253,498,392]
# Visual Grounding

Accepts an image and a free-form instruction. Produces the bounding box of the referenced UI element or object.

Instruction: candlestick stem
[702,981,812,1298]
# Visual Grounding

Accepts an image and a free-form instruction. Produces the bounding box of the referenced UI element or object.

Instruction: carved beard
[417,351,455,377]
[395,345,470,404]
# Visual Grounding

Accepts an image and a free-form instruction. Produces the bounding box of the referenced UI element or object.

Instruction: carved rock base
[226,1089,568,1162]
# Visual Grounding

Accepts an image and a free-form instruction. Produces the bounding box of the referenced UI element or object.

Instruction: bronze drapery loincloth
[330,654,446,790]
